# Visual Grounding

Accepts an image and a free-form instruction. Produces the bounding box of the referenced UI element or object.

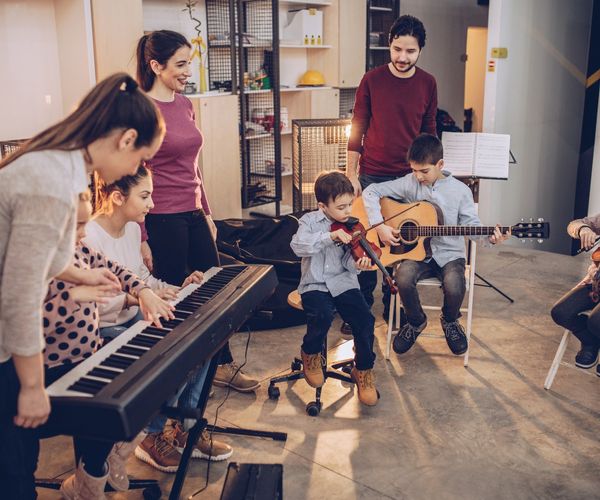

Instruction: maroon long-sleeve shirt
[348,65,438,177]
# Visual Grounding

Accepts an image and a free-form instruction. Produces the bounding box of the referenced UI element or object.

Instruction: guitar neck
[416,226,510,236]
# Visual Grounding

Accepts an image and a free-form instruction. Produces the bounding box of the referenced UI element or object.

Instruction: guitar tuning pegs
[520,218,524,222]
[537,239,544,244]
[529,217,533,222]
[538,218,544,222]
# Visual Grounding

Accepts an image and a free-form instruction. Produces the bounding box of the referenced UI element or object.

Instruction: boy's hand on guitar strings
[489,225,510,245]
[376,224,400,246]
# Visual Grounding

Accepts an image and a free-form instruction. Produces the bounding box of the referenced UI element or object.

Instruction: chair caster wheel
[268,385,280,400]
[143,485,161,499]
[291,359,302,371]
[341,365,352,374]
[306,401,321,417]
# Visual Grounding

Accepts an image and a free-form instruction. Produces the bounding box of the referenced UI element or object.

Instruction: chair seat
[287,290,303,311]
[407,264,471,290]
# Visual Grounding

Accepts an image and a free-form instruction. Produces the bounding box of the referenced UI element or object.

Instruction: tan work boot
[134,432,181,473]
[301,350,324,388]
[107,432,146,491]
[60,459,108,500]
[165,419,233,461]
[351,367,378,406]
[213,362,260,393]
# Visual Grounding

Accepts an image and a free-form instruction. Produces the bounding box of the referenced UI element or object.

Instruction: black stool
[268,291,355,416]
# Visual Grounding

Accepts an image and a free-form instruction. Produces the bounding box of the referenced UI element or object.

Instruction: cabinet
[366,0,399,71]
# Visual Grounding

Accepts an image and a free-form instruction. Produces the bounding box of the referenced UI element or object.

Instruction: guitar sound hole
[399,222,418,244]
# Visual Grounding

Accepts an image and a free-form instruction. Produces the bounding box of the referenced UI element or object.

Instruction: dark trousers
[551,284,600,348]
[146,209,233,364]
[0,361,114,500]
[301,289,376,370]
[358,173,406,311]
[0,359,39,499]
[394,258,466,327]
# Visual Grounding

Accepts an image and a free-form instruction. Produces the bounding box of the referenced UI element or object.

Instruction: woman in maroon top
[135,30,259,394]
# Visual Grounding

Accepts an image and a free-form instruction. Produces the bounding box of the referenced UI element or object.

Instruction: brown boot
[301,350,324,388]
[351,367,378,406]
[60,460,108,500]
[165,420,233,461]
[107,432,146,491]
[213,362,260,393]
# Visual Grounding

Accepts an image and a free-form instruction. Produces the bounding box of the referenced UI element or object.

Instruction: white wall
[399,0,489,127]
[587,87,600,215]
[0,0,64,140]
[479,0,593,254]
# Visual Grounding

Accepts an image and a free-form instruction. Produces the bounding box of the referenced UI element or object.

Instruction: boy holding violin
[290,171,379,406]
[363,134,508,356]
[551,216,600,373]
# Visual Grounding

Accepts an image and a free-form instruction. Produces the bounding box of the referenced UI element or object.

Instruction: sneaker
[440,316,468,355]
[575,344,599,369]
[213,362,260,393]
[107,432,146,491]
[301,349,324,388]
[165,420,233,461]
[350,367,378,406]
[134,432,181,473]
[340,322,353,338]
[393,320,426,354]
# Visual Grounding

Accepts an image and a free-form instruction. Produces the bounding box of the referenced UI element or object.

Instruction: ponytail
[94,164,152,215]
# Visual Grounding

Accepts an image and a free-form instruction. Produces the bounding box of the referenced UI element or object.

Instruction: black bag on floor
[215,215,306,330]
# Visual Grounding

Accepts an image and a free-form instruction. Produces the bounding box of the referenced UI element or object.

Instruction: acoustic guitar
[351,197,550,266]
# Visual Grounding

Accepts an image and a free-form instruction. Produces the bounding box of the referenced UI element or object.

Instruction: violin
[331,216,399,295]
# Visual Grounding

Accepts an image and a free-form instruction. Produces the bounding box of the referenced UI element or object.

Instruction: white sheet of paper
[473,133,510,179]
[441,132,476,176]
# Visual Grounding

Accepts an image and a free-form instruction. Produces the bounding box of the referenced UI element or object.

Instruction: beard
[393,60,417,73]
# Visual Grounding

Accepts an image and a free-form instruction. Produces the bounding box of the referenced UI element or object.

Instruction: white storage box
[282,9,323,45]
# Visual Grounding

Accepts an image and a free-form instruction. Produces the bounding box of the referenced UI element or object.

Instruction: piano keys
[45,264,277,441]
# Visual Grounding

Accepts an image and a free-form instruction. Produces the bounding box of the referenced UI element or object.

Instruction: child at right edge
[290,171,378,406]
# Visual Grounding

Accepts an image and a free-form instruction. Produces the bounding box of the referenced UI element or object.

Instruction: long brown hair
[0,73,165,170]
[136,30,191,91]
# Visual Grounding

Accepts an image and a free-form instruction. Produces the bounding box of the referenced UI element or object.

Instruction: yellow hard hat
[298,70,325,86]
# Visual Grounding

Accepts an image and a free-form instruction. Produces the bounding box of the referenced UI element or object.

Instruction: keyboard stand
[168,355,288,500]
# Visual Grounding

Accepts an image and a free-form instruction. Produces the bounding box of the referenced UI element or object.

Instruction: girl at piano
[42,190,175,496]
[85,165,233,475]
[0,73,165,499]
[136,30,260,395]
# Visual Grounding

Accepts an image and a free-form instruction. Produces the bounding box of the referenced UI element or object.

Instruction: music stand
[459,176,514,303]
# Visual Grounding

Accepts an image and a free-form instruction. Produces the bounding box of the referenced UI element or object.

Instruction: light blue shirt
[290,209,360,297]
[362,171,482,268]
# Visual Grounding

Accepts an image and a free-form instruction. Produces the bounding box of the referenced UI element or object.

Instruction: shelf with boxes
[366,0,399,70]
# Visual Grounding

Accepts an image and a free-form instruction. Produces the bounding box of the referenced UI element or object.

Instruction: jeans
[358,173,406,311]
[551,284,600,347]
[394,258,466,326]
[146,361,210,434]
[301,289,376,370]
[99,310,144,341]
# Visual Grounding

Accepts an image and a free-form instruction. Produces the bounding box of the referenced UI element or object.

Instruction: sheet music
[473,133,510,179]
[441,132,476,176]
[442,132,510,179]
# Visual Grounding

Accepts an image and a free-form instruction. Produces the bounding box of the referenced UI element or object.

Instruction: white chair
[544,311,596,390]
[385,240,477,367]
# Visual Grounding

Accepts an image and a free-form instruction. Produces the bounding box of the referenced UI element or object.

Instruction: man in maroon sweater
[346,15,438,319]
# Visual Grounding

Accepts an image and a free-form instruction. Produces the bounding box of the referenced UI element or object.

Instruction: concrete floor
[37,245,600,499]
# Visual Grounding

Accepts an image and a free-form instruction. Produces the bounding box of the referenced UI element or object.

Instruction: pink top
[149,93,211,215]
